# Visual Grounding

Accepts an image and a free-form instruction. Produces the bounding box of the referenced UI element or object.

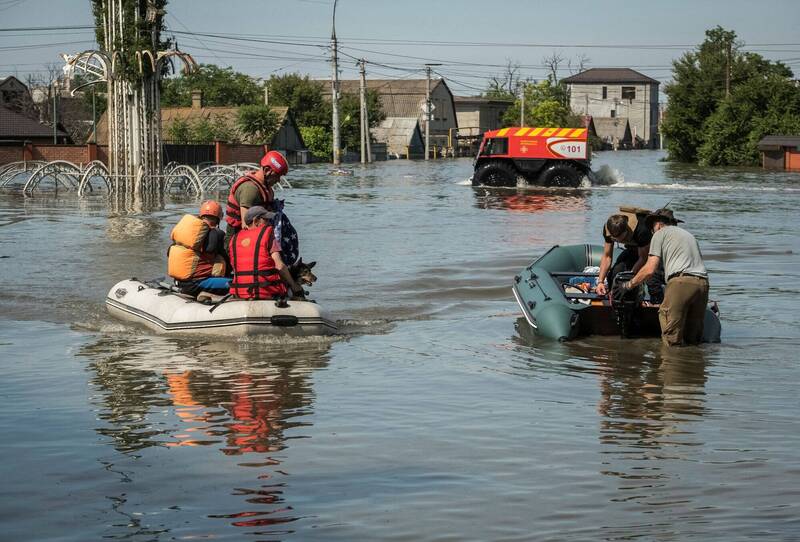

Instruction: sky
[1,0,798,99]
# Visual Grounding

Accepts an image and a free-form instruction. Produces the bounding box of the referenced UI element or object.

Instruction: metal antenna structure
[62,0,196,201]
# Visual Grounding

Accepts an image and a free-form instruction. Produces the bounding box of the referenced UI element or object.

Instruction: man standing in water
[595,206,664,303]
[615,209,709,346]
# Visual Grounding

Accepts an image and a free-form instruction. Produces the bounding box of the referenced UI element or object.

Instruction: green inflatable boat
[512,244,722,342]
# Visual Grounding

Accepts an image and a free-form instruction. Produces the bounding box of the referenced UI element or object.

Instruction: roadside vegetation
[663,26,800,166]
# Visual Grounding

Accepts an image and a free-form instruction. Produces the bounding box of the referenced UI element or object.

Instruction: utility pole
[424,63,441,161]
[264,84,269,106]
[725,37,732,98]
[520,83,525,127]
[358,58,371,164]
[52,80,58,144]
[331,0,341,165]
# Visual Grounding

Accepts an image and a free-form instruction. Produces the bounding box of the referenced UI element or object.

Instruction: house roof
[324,78,454,118]
[0,104,66,139]
[371,116,423,153]
[95,105,292,144]
[592,117,632,141]
[562,68,660,85]
[757,135,800,149]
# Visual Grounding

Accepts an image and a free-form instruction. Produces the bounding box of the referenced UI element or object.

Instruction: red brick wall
[30,145,91,165]
[220,144,267,165]
[0,146,23,164]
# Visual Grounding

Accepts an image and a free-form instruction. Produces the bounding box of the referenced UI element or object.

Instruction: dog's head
[291,258,317,286]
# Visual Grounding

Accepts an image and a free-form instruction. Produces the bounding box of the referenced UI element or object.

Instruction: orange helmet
[199,200,223,220]
[260,150,289,176]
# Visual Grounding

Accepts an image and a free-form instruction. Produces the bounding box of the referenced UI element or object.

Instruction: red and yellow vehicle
[472,126,591,187]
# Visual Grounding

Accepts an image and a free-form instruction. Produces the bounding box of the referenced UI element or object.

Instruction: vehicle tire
[473,160,518,187]
[539,162,582,188]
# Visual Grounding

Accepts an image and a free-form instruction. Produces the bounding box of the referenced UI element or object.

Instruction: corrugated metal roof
[757,135,800,149]
[0,104,66,138]
[371,116,423,155]
[592,117,632,141]
[325,79,453,118]
[562,68,660,85]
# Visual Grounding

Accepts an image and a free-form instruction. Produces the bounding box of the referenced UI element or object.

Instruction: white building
[562,68,660,149]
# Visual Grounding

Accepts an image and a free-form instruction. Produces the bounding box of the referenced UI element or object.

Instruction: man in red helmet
[224,150,289,249]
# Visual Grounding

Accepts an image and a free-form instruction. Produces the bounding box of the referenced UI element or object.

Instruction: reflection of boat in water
[106,278,338,337]
[512,244,721,342]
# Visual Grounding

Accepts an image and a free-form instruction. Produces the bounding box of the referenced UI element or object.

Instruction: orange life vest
[228,225,287,300]
[224,172,274,230]
[167,214,226,280]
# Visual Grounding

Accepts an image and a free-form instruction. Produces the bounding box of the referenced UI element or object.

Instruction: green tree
[300,126,332,160]
[662,26,799,165]
[161,64,261,107]
[167,118,191,143]
[236,105,279,144]
[501,80,579,128]
[338,90,386,152]
[267,73,330,127]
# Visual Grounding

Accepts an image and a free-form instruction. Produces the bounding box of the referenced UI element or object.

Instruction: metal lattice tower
[62,0,196,201]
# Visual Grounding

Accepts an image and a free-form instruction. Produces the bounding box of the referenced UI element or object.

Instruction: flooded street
[1,150,800,540]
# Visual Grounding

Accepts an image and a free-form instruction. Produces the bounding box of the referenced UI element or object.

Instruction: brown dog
[289,258,316,299]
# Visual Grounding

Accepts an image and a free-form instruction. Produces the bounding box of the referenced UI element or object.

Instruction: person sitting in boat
[595,206,665,303]
[614,208,709,346]
[228,206,304,301]
[224,150,289,250]
[167,200,230,296]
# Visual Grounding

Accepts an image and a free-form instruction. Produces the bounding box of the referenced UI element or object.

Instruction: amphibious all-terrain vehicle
[472,126,592,187]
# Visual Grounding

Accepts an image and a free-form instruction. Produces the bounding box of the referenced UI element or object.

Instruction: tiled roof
[0,105,66,138]
[95,105,291,144]
[562,68,660,85]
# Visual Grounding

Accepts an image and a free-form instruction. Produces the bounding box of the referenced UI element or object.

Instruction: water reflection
[80,334,333,536]
[515,318,708,484]
[472,187,588,213]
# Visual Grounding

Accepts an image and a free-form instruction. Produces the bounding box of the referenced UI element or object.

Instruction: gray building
[562,68,660,149]
[454,96,512,137]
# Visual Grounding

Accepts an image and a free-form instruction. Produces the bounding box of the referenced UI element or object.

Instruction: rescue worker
[167,200,229,296]
[615,209,709,346]
[595,206,665,303]
[228,206,304,300]
[224,150,289,249]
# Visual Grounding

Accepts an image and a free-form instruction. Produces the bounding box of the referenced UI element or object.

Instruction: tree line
[160,65,385,159]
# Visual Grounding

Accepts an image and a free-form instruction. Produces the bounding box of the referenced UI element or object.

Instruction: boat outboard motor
[611,271,644,338]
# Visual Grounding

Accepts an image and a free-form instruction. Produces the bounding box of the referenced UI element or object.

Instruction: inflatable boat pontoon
[106,279,338,337]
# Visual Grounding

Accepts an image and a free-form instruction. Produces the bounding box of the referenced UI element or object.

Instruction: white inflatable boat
[106,279,338,337]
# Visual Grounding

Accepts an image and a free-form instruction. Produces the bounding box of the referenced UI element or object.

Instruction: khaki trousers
[658,275,709,346]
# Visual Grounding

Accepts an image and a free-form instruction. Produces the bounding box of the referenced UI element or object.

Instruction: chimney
[191,90,203,109]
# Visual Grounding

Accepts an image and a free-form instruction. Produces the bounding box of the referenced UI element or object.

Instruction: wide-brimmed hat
[645,208,684,229]
[245,205,275,224]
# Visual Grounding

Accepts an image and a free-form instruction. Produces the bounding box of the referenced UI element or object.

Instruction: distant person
[595,206,665,303]
[168,200,229,296]
[228,206,304,300]
[614,209,709,346]
[224,150,289,249]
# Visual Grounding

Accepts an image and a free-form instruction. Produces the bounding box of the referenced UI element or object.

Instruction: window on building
[602,86,607,99]
[622,86,636,100]
[610,110,616,118]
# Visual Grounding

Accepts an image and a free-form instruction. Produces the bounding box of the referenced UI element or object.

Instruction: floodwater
[1,151,800,541]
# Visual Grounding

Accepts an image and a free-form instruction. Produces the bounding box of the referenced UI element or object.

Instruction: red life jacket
[224,172,274,230]
[228,225,287,300]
